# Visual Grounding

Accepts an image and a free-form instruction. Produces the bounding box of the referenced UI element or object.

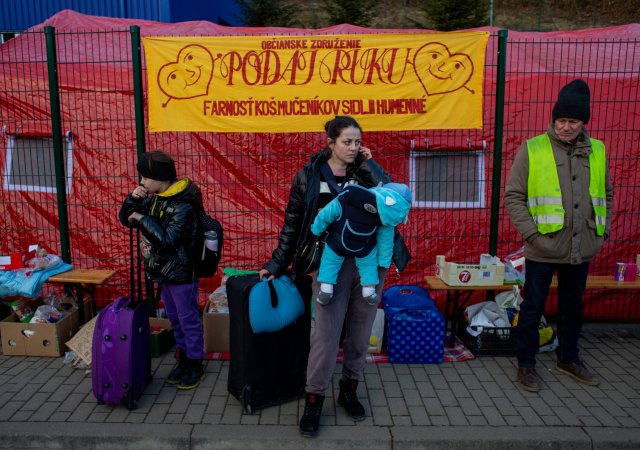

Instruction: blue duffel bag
[382,285,445,364]
[248,275,305,334]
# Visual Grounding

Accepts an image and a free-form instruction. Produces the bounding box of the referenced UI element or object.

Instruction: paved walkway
[1,323,639,449]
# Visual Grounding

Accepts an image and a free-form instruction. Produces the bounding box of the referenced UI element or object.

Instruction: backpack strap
[320,162,342,196]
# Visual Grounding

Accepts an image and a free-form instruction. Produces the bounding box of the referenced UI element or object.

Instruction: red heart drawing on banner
[412,42,474,96]
[157,44,214,107]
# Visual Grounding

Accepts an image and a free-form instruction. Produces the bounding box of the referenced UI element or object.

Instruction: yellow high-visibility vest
[526,134,606,236]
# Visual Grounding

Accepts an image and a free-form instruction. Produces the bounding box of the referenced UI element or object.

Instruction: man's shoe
[177,358,205,390]
[338,379,366,421]
[166,348,187,385]
[516,367,540,392]
[556,360,599,386]
[299,393,324,437]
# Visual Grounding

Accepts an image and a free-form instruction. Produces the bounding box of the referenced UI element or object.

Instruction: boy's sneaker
[177,358,205,390]
[166,349,187,385]
[299,393,324,437]
[316,291,333,305]
[338,379,365,421]
[556,360,599,386]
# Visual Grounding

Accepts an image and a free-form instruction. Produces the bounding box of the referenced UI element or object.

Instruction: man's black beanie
[552,79,591,124]
[136,151,177,181]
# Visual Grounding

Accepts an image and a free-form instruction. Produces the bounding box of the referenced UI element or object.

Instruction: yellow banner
[144,32,489,132]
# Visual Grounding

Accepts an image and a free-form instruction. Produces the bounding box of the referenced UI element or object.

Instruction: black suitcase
[227,273,312,414]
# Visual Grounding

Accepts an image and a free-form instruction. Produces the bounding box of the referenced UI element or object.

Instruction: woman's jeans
[306,257,386,395]
[515,259,589,368]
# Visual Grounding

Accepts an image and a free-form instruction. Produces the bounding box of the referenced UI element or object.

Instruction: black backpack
[193,208,224,278]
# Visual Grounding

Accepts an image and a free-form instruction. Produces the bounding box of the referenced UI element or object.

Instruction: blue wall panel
[0,0,240,32]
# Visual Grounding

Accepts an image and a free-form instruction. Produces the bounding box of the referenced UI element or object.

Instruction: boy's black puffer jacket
[119,178,202,284]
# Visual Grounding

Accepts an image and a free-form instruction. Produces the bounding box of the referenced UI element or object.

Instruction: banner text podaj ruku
[144,32,489,132]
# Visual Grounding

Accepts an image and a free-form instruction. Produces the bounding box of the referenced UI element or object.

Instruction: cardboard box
[203,311,229,353]
[436,255,505,286]
[1,308,79,357]
[149,317,175,357]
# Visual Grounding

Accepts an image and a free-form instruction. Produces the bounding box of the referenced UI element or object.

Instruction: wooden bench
[47,269,116,325]
[424,275,640,346]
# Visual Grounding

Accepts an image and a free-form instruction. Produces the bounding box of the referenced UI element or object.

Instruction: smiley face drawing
[412,42,474,96]
[157,44,214,107]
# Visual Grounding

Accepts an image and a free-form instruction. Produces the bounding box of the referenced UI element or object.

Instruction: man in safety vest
[504,79,613,393]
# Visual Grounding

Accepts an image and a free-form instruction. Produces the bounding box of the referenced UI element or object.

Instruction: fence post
[130,25,146,160]
[45,26,72,264]
[489,29,508,257]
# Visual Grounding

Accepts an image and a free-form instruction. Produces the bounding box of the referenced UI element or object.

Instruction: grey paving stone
[517,406,545,426]
[428,373,448,390]
[259,405,279,424]
[435,388,458,407]
[8,410,32,421]
[599,393,635,413]
[183,403,206,424]
[397,373,416,389]
[370,405,392,425]
[168,393,191,414]
[430,414,450,426]
[407,405,430,425]
[468,415,489,426]
[144,403,169,423]
[364,372,383,389]
[58,392,85,412]
[220,403,243,424]
[21,391,49,411]
[480,405,507,426]
[424,398,445,416]
[415,380,436,398]
[387,396,408,416]
[29,401,59,421]
[469,388,493,407]
[382,380,402,397]
[0,401,24,421]
[164,413,185,423]
[369,388,387,406]
[444,406,469,425]
[402,388,423,406]
[551,406,582,426]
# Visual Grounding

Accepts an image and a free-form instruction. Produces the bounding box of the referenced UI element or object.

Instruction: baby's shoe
[362,286,378,305]
[316,284,334,305]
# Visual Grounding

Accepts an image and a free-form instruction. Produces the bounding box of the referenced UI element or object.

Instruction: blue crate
[382,285,445,364]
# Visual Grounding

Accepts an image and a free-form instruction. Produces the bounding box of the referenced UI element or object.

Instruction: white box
[435,255,505,286]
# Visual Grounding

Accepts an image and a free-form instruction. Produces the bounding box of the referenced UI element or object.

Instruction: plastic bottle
[204,230,218,252]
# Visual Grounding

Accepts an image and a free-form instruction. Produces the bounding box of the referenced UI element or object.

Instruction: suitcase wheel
[104,335,111,341]
[120,334,127,340]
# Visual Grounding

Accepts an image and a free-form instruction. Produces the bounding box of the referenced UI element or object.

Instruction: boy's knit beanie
[136,151,176,181]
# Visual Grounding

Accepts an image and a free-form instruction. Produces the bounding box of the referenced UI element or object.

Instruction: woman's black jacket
[263,149,410,278]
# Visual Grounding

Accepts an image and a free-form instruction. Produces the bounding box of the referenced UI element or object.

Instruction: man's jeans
[515,259,589,368]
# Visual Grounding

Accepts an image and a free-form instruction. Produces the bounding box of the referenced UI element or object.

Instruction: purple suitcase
[92,227,151,409]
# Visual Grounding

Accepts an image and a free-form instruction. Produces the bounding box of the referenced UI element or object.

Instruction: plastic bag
[368,309,384,353]
[503,247,525,284]
[30,304,62,323]
[495,285,523,310]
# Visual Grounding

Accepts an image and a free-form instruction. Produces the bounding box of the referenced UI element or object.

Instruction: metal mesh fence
[1,28,638,320]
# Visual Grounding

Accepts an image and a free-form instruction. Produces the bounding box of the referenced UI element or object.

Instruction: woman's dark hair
[324,115,362,141]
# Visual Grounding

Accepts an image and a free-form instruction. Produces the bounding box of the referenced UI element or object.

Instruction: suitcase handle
[112,296,131,312]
